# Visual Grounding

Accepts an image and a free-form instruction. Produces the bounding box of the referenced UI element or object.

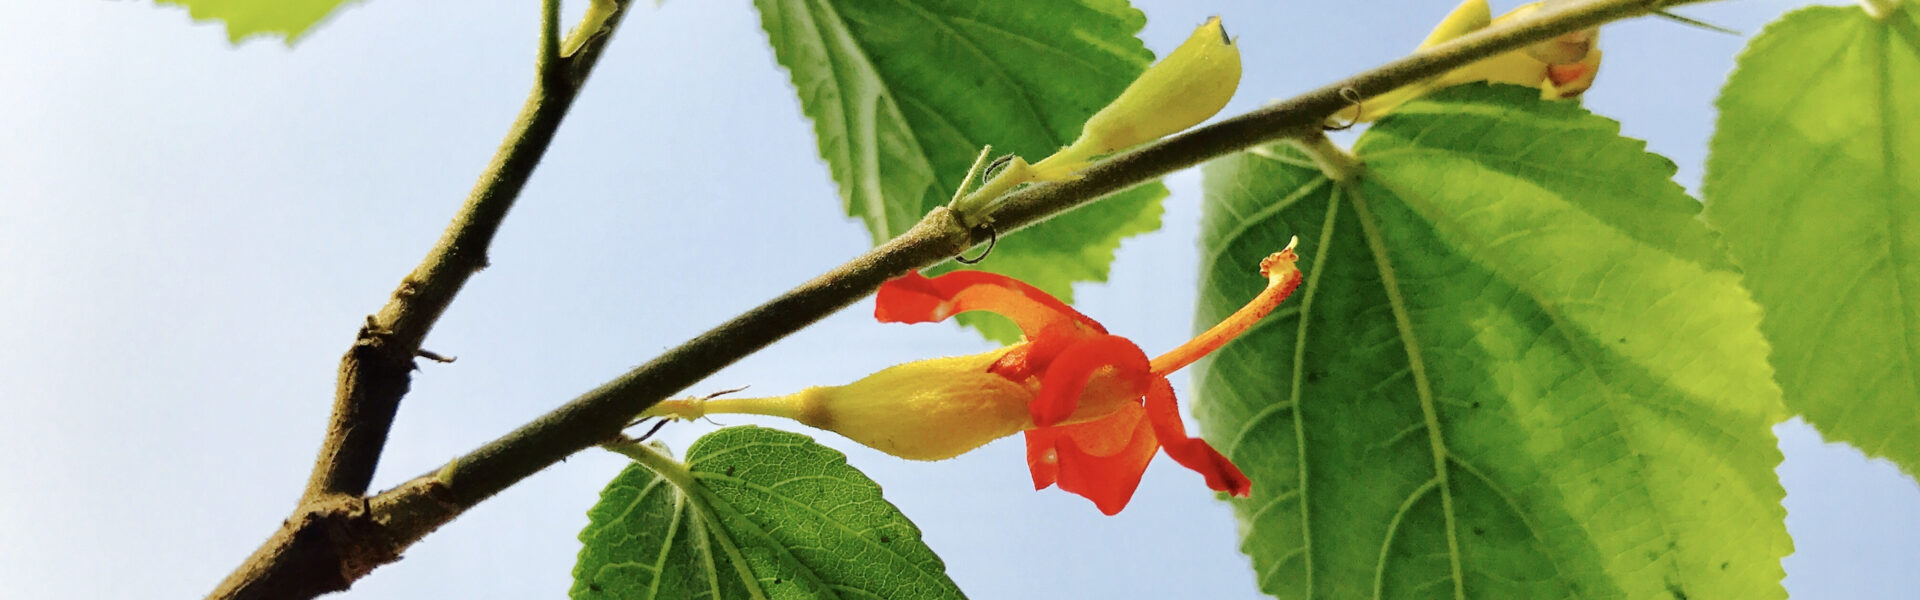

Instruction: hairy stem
[604,436,693,486]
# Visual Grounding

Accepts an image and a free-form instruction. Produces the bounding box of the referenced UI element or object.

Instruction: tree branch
[303,0,625,506]
[362,0,1698,563]
[208,2,635,599]
[216,1,1709,598]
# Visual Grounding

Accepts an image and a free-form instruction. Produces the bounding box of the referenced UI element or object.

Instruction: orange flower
[647,241,1304,514]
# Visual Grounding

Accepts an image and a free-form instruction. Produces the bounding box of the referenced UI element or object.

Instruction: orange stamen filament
[1149,237,1304,376]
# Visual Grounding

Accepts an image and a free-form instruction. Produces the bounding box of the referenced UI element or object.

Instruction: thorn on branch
[416,349,457,364]
[955,224,997,265]
[356,315,396,345]
[1323,88,1363,131]
[632,418,670,443]
[983,154,1016,180]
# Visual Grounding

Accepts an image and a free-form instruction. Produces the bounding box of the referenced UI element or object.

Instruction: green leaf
[572,426,965,600]
[155,0,360,44]
[1702,5,1920,480]
[755,0,1168,342]
[1194,85,1788,599]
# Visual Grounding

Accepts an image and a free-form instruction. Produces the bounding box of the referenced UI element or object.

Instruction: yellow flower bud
[1543,48,1602,99]
[1081,16,1241,154]
[1028,16,1242,179]
[1333,0,1603,125]
[1417,0,1492,50]
[1439,42,1553,88]
[1493,2,1598,65]
[1333,0,1490,124]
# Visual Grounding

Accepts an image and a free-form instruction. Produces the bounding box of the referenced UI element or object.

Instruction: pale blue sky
[1,0,1915,598]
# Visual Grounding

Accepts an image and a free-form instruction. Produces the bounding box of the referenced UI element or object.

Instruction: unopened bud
[1078,16,1241,154]
[1029,17,1242,179]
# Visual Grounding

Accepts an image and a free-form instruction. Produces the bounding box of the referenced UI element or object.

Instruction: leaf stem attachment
[1291,134,1364,183]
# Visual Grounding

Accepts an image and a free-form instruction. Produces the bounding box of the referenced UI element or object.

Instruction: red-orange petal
[1547,63,1588,87]
[875,271,1106,338]
[1144,377,1251,497]
[1030,403,1160,515]
[1024,427,1062,490]
[987,322,1080,382]
[1031,334,1150,427]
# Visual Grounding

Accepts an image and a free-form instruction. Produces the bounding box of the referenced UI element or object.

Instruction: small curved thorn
[955,224,998,265]
[983,154,1016,179]
[695,386,749,426]
[1323,88,1363,131]
[634,418,671,443]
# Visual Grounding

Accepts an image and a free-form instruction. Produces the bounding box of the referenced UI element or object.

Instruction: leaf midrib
[654,459,769,600]
[1366,169,1693,597]
[648,491,689,599]
[696,471,947,588]
[1197,153,1329,279]
[1235,180,1339,596]
[794,0,922,236]
[1343,181,1466,600]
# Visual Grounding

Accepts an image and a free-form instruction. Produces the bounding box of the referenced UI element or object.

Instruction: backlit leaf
[154,0,360,44]
[755,0,1168,342]
[1702,5,1920,480]
[573,427,964,599]
[1195,85,1789,599]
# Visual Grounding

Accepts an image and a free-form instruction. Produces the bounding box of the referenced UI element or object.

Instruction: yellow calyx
[646,349,1037,461]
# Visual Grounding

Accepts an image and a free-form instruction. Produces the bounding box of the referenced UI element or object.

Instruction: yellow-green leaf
[1703,5,1920,481]
[755,0,1167,342]
[155,0,360,44]
[1196,85,1789,599]
[573,427,965,599]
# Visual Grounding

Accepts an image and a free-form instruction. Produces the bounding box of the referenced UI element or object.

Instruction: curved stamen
[1150,237,1303,375]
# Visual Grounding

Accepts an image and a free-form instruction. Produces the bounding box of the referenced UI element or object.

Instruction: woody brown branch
[206,2,635,598]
